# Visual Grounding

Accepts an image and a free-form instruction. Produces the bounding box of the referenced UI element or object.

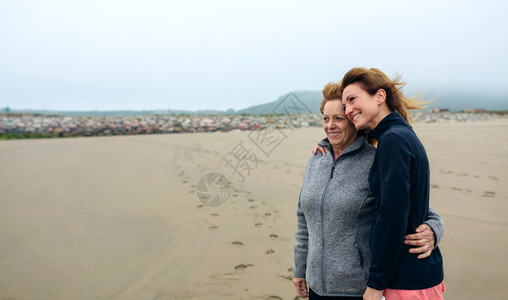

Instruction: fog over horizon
[1,0,507,111]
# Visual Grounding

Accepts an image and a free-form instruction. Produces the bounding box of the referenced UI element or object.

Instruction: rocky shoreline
[0,112,506,139]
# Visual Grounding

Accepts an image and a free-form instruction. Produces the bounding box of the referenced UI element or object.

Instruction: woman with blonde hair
[341,67,444,299]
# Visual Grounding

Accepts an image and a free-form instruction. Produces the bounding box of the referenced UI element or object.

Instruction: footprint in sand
[279,275,292,280]
[264,296,282,300]
[270,234,278,239]
[189,190,194,193]
[451,187,471,194]
[209,272,237,279]
[211,213,219,216]
[473,175,480,178]
[488,176,499,181]
[457,173,469,177]
[250,205,258,209]
[482,191,496,198]
[265,249,274,254]
[248,198,255,202]
[255,223,263,227]
[265,213,271,216]
[438,169,453,174]
[232,241,244,246]
[182,180,188,183]
[431,184,439,189]
[197,204,204,208]
[234,264,254,271]
[209,225,219,230]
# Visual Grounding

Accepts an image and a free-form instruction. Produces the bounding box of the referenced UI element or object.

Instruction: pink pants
[383,281,445,300]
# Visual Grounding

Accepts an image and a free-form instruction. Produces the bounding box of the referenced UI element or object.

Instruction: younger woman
[340,68,445,300]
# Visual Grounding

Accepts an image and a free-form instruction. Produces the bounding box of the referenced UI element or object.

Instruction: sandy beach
[0,120,507,299]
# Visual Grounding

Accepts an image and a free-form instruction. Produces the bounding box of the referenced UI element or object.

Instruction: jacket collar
[318,134,367,157]
[371,111,410,140]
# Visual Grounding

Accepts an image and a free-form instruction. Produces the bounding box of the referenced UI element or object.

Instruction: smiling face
[322,100,357,151]
[342,82,386,130]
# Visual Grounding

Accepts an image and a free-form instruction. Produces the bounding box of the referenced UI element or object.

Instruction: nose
[344,104,353,119]
[327,119,336,130]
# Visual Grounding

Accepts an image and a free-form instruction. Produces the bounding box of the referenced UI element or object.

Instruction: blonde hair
[320,81,342,113]
[339,67,429,124]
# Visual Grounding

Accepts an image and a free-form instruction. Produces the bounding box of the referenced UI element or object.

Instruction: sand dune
[0,120,507,299]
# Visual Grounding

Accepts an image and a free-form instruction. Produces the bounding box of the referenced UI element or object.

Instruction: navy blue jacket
[367,112,444,290]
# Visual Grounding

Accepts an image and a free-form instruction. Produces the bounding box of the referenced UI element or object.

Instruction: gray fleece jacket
[293,135,444,297]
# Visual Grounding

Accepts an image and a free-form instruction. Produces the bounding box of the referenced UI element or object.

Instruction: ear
[376,89,386,105]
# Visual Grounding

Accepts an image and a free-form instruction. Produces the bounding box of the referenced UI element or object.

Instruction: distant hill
[236,90,323,114]
[414,89,507,111]
[4,89,506,117]
[237,89,508,114]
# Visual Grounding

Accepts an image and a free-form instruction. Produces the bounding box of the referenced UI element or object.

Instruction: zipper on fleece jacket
[320,159,337,295]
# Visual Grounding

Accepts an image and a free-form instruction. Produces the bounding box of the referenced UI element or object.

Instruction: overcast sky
[1,0,507,111]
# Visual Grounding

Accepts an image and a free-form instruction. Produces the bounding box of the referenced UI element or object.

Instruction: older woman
[292,82,443,299]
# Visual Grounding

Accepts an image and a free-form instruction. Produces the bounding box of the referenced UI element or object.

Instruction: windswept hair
[339,67,430,124]
[320,81,342,113]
